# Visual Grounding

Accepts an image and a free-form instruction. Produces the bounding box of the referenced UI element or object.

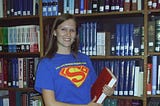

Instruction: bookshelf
[0,0,160,106]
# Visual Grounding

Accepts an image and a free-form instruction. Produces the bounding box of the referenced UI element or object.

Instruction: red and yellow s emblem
[59,65,89,87]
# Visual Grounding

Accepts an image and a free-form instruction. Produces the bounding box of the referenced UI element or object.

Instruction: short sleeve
[34,59,55,93]
[85,55,97,85]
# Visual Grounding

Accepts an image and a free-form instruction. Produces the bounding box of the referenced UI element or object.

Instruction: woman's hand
[87,96,102,106]
[102,84,115,96]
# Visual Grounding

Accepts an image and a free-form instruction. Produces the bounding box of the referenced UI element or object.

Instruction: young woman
[34,14,114,106]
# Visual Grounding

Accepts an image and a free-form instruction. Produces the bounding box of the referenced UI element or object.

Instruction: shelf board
[148,52,160,56]
[147,95,160,98]
[42,10,144,23]
[90,55,144,60]
[0,87,35,91]
[109,95,144,100]
[0,16,40,26]
[0,52,40,57]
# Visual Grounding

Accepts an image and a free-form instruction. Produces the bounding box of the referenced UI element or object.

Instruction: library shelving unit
[1,0,160,106]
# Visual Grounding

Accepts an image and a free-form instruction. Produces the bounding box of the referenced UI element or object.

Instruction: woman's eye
[70,29,76,32]
[61,28,66,31]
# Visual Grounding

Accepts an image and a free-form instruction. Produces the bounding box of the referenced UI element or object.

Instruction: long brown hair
[44,14,79,58]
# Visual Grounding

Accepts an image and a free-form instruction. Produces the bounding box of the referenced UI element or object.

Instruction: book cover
[91,67,117,104]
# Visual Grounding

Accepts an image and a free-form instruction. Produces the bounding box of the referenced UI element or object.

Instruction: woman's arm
[42,89,102,106]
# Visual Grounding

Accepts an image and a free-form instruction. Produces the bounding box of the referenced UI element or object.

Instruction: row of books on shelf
[78,22,144,56]
[148,0,160,9]
[0,0,39,18]
[92,59,143,97]
[147,98,160,106]
[103,98,142,106]
[147,55,160,95]
[148,18,160,52]
[0,25,40,53]
[42,0,142,16]
[0,90,43,106]
[0,57,39,88]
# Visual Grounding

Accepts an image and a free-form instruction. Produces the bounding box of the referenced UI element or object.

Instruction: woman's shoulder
[38,57,52,65]
[77,52,90,59]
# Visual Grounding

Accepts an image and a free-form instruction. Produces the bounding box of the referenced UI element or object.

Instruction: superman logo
[59,65,89,87]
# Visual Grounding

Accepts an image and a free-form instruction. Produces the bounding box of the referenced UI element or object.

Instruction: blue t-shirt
[34,52,97,104]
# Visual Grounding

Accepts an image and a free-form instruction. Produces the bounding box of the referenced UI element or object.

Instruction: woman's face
[55,19,76,50]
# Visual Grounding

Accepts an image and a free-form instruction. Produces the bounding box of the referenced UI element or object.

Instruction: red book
[91,67,117,104]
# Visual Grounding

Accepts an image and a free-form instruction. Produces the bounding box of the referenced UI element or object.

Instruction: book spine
[124,0,131,11]
[3,0,7,17]
[84,0,88,14]
[92,22,97,56]
[123,61,130,95]
[74,0,80,14]
[92,0,99,13]
[23,58,27,88]
[28,58,35,87]
[105,32,111,56]
[113,60,120,95]
[96,32,106,56]
[0,0,3,17]
[155,19,160,52]
[133,65,140,96]
[47,0,52,16]
[3,59,8,88]
[129,24,134,56]
[119,0,124,12]
[80,0,84,14]
[115,24,121,56]
[133,25,142,55]
[0,58,3,88]
[42,0,48,16]
[156,56,160,94]
[120,24,125,56]
[58,0,64,15]
[18,58,24,88]
[104,0,110,12]
[157,64,160,94]
[87,0,92,13]
[152,56,157,95]
[148,21,155,52]
[131,0,137,10]
[22,0,27,16]
[147,63,152,95]
[99,0,105,12]
[148,0,152,9]
[124,24,129,56]
[128,60,135,96]
[118,61,124,95]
